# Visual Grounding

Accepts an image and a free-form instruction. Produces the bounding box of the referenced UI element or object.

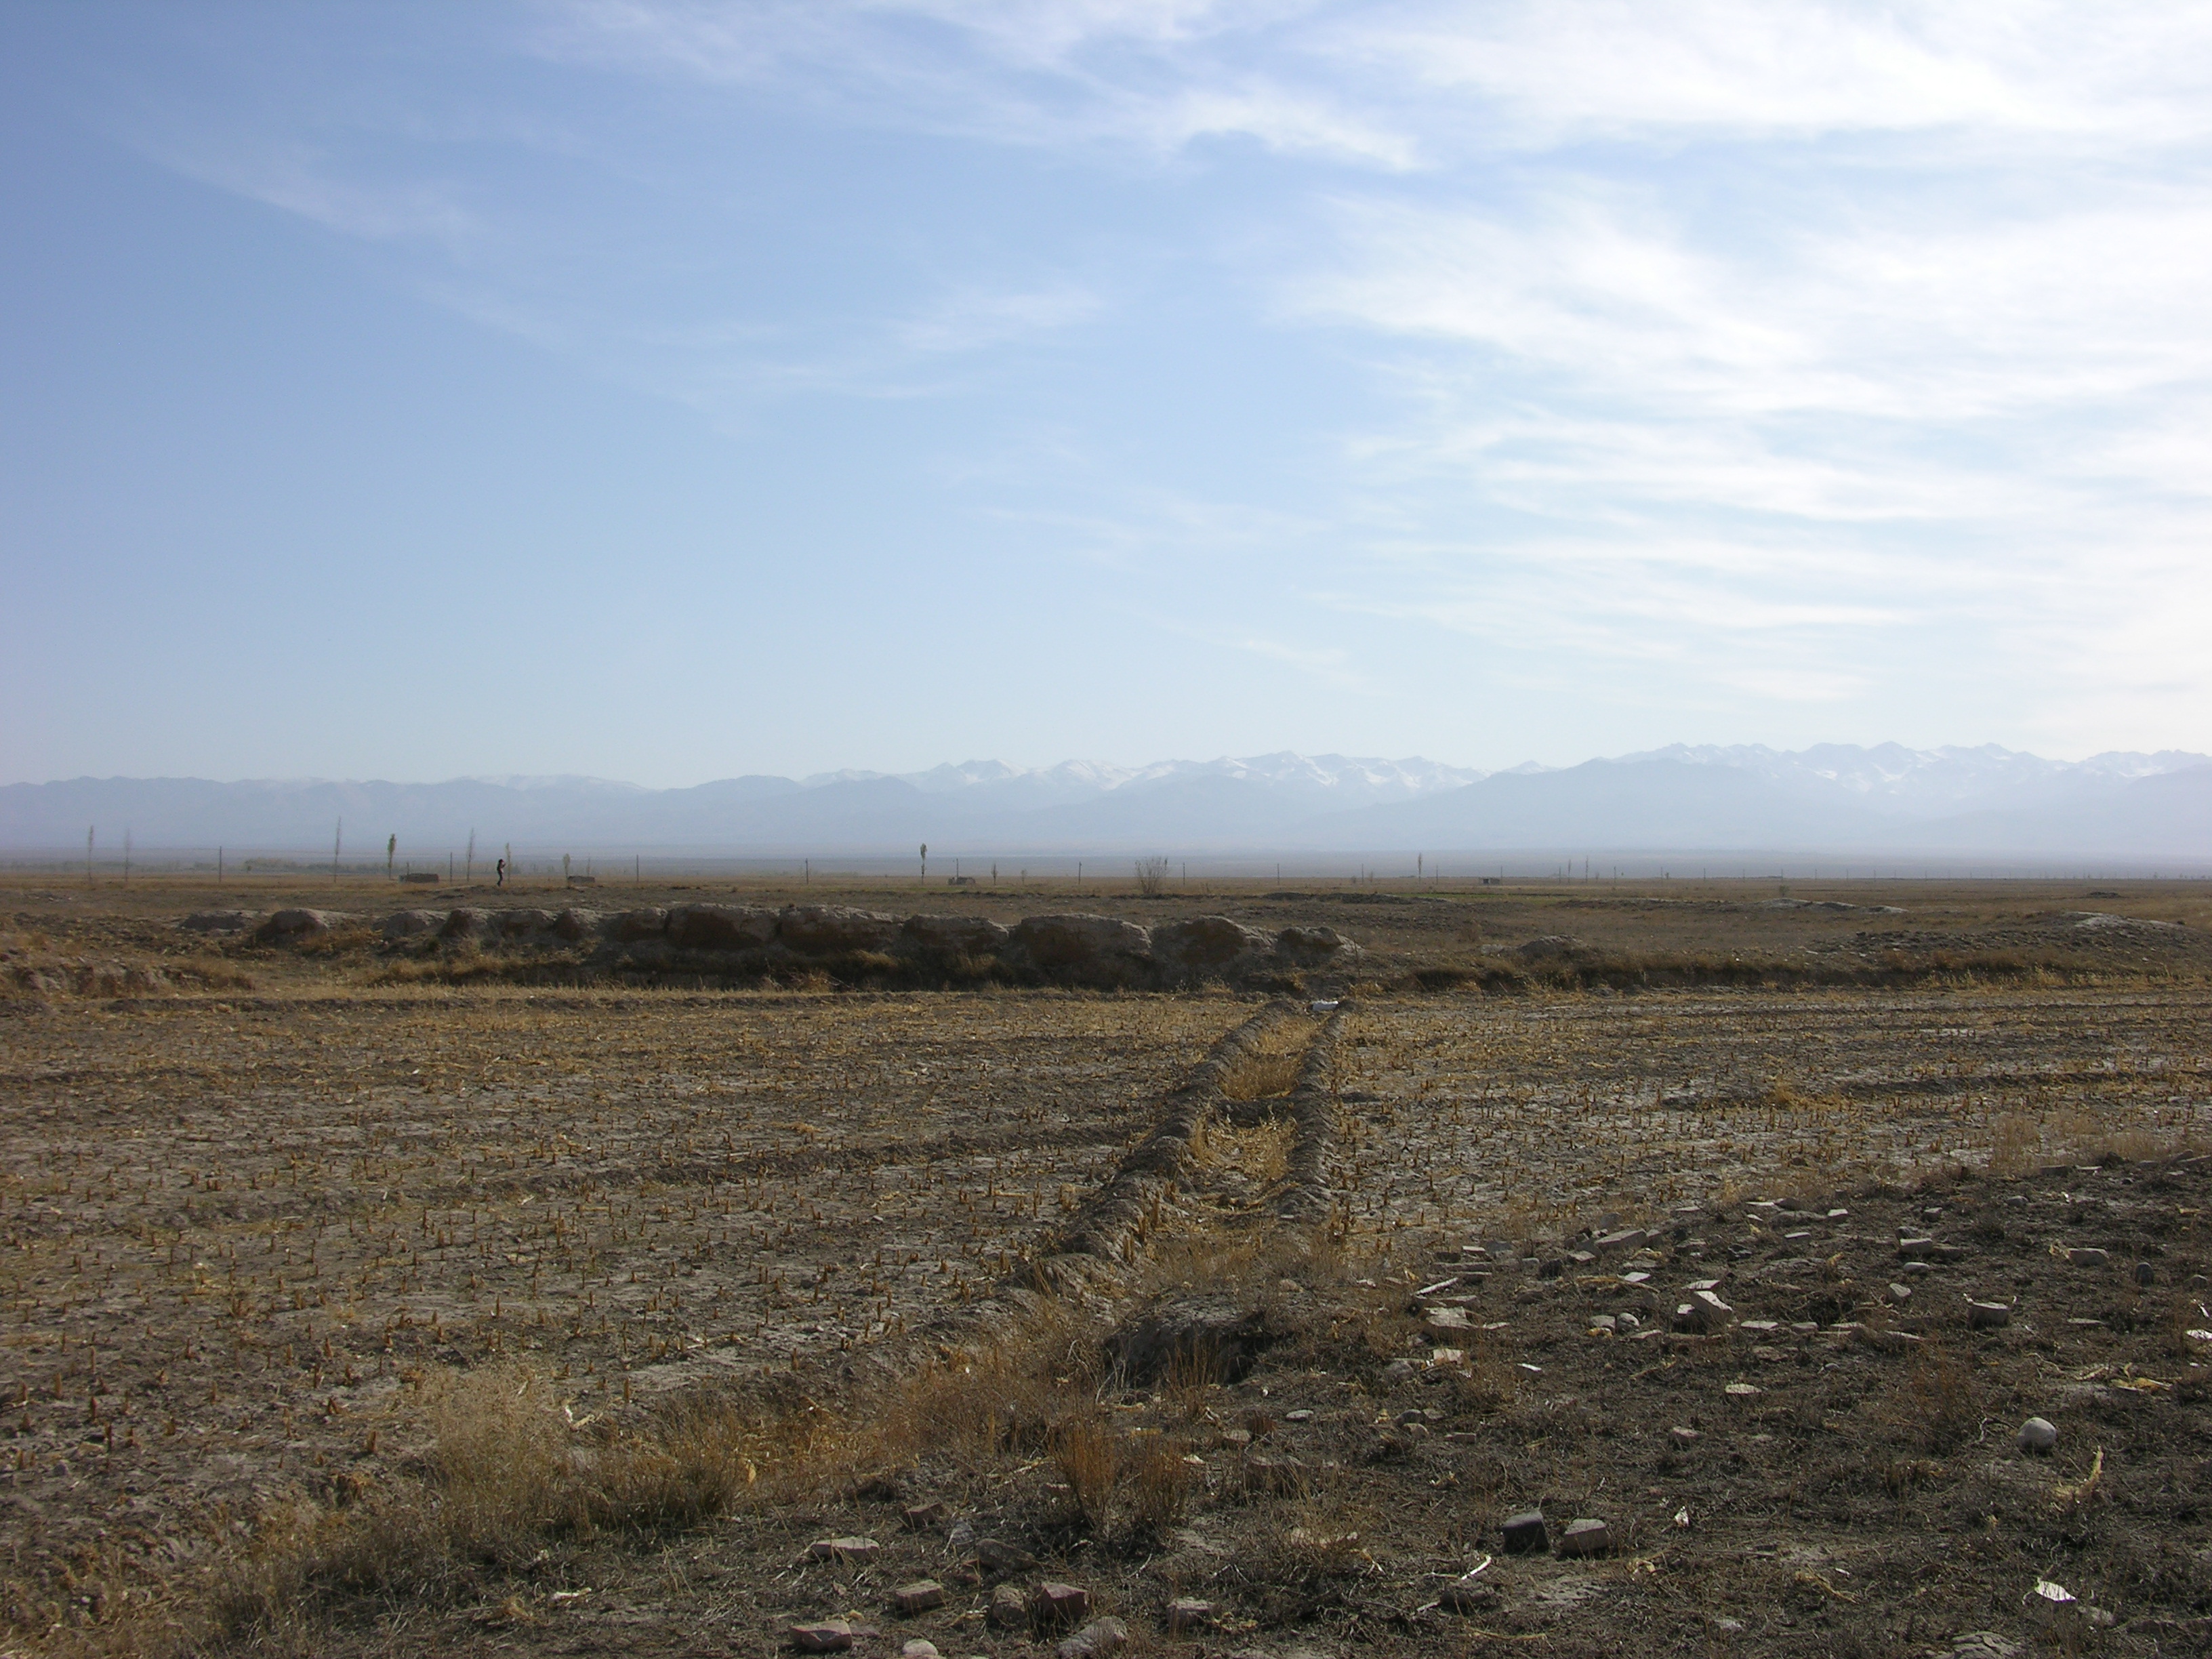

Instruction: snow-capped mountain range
[3,745,2207,857]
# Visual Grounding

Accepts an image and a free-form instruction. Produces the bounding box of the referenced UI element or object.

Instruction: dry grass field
[2,874,2209,1656]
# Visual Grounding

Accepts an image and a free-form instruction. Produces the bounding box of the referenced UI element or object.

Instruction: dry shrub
[1164,1341,1227,1420]
[1448,1331,1521,1416]
[1240,1498,1370,1589]
[1126,1441,1195,1532]
[1988,1111,2042,1176]
[1882,1456,1944,1497]
[1900,1345,1980,1452]
[1050,1409,1118,1531]
[832,1305,1102,1482]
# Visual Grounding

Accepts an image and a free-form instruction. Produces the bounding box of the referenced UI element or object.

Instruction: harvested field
[1,876,2209,1656]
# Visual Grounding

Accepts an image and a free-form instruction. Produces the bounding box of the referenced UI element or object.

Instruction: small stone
[2018,1416,2057,1454]
[1669,1425,1700,1445]
[1673,1290,1733,1334]
[1427,1306,1472,1330]
[1166,1597,1216,1633]
[789,1622,854,1653]
[1888,1282,1912,1302]
[2134,1261,2157,1286]
[901,1645,941,1659]
[1933,1242,1970,1262]
[987,1584,1029,1629]
[977,1538,1037,1573]
[1034,1582,1091,1626]
[1382,1358,1416,1382]
[1900,1260,1935,1277]
[902,1500,950,1530]
[1284,1408,1315,1421]
[1054,1617,1128,1659]
[2066,1247,2108,1267]
[1724,1381,1761,1397]
[809,1536,881,1564]
[1968,1300,2013,1330]
[1557,1518,1610,1557]
[1500,1510,1549,1553]
[1898,1236,1936,1257]
[1586,1314,1618,1334]
[1594,1228,1648,1256]
[893,1580,947,1614]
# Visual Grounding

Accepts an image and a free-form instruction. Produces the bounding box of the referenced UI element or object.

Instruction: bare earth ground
[2,875,2209,1657]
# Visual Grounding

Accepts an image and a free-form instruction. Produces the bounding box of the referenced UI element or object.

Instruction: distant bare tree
[1134,856,1171,897]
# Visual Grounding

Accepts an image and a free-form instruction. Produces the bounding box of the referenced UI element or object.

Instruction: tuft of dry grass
[212,1366,762,1638]
[1125,1440,1195,1533]
[1050,1408,1118,1532]
[1898,1345,1980,1453]
[1219,1049,1304,1102]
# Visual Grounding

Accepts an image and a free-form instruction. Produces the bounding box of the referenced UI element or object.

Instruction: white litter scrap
[2032,1580,2076,1605]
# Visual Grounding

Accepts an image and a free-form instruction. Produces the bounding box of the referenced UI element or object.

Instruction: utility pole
[86,826,94,886]
[333,818,343,885]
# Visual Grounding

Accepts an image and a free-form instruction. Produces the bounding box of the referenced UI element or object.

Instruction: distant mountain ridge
[2,744,2206,858]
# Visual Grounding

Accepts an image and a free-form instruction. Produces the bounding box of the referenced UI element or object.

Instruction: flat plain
[3,872,2209,1656]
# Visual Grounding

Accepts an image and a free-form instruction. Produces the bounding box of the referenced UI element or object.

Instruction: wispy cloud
[80,0,2212,756]
[151,140,481,250]
[896,281,1102,352]
[538,0,1419,165]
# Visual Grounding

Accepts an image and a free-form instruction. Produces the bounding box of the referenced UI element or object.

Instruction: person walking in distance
[496,856,506,888]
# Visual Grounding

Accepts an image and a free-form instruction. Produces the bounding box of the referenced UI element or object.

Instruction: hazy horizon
[9,741,2209,861]
[9,737,2212,794]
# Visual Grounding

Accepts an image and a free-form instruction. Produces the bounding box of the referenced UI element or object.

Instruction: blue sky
[4,1,2209,786]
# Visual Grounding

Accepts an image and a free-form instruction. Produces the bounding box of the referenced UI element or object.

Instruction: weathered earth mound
[225,901,1361,989]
